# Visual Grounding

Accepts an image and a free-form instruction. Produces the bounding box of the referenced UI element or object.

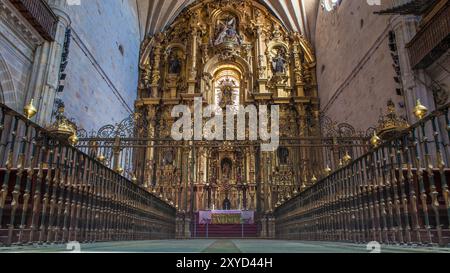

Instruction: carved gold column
[188,28,199,94]
[255,26,268,94]
[292,40,305,97]
[151,41,162,98]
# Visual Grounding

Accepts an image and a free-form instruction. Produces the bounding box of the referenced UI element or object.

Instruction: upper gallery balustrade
[406,1,450,69]
[376,0,449,69]
[9,0,58,41]
[375,0,439,15]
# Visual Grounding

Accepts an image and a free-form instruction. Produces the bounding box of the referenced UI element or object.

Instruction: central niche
[213,65,241,113]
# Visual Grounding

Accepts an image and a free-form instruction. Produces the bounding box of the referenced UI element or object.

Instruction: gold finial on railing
[370,132,381,148]
[97,154,106,163]
[414,99,428,120]
[68,133,79,146]
[116,167,124,175]
[311,175,318,184]
[301,180,307,191]
[131,175,138,183]
[343,152,352,165]
[24,99,37,119]
[324,165,332,176]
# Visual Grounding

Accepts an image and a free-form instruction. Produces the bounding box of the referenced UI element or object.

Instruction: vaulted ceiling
[132,0,320,42]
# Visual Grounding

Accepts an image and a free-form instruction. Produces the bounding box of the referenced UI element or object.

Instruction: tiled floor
[1,240,450,253]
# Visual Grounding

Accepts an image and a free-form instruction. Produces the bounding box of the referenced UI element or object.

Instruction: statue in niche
[168,51,182,74]
[214,17,242,46]
[278,147,289,165]
[222,197,231,210]
[221,158,232,180]
[163,150,175,165]
[272,48,287,74]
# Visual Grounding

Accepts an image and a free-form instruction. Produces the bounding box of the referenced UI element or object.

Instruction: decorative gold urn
[376,100,409,140]
[46,103,78,144]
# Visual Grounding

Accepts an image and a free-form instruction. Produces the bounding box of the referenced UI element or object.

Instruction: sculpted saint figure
[168,51,182,74]
[221,159,232,180]
[272,48,287,74]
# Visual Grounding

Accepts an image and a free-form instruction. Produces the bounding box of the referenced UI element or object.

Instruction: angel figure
[214,17,242,46]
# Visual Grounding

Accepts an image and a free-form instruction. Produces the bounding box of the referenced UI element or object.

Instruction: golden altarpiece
[135,0,319,233]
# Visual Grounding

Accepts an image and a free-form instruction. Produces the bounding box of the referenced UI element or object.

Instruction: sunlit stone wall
[315,1,406,131]
[62,0,140,132]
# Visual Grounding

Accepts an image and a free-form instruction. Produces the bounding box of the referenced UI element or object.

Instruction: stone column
[390,15,435,123]
[28,0,71,126]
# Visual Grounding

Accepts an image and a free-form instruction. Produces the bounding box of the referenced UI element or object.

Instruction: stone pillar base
[175,213,192,239]
[184,217,192,239]
[175,216,184,239]
[260,217,267,238]
[268,217,276,239]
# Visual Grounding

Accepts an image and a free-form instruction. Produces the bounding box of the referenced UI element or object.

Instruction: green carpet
[1,240,450,253]
[202,240,242,253]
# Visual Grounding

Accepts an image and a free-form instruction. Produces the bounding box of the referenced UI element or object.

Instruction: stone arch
[0,52,17,108]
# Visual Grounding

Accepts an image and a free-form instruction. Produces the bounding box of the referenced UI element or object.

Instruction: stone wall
[61,0,140,132]
[315,1,406,131]
[0,0,42,112]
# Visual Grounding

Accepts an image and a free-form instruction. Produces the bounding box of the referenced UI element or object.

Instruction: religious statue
[214,17,242,46]
[163,150,175,165]
[218,78,236,108]
[168,51,182,74]
[221,159,232,180]
[278,147,289,165]
[222,197,231,210]
[272,48,287,74]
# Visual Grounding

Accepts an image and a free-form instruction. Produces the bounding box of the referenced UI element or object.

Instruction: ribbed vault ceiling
[133,0,319,41]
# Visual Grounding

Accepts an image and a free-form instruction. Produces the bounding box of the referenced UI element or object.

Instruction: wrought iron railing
[9,0,58,41]
[74,111,372,188]
[275,103,450,246]
[0,103,176,246]
[74,136,370,187]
